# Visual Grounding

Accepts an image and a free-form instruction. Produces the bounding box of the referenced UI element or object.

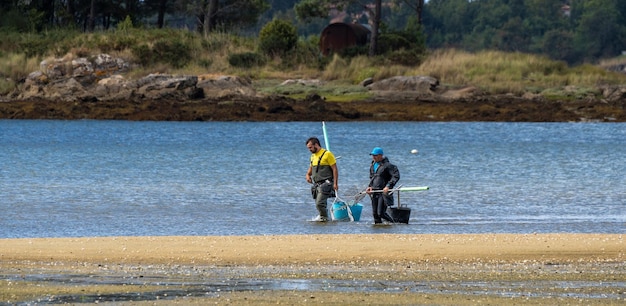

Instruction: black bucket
[390,206,411,224]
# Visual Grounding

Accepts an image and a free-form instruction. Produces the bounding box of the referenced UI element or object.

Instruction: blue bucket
[332,202,363,221]
[350,203,363,221]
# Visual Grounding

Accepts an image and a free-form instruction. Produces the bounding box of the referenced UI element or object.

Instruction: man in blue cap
[366,147,400,224]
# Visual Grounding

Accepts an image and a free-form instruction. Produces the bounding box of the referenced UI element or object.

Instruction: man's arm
[305,166,313,184]
[331,163,338,191]
[387,164,400,189]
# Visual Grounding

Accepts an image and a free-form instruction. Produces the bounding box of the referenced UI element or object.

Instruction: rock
[604,63,626,74]
[40,59,67,80]
[279,79,323,87]
[25,71,49,86]
[71,58,94,78]
[521,92,544,101]
[367,76,439,92]
[71,58,97,86]
[305,93,324,102]
[441,86,481,100]
[49,78,87,102]
[94,75,129,100]
[197,75,255,97]
[94,54,130,77]
[8,54,258,102]
[599,85,626,102]
[131,74,198,100]
[360,77,374,87]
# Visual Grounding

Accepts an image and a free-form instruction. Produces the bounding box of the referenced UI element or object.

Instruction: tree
[424,0,476,48]
[88,0,95,31]
[574,0,625,60]
[176,0,269,36]
[542,29,576,63]
[157,0,170,28]
[259,19,298,56]
[391,0,424,25]
[370,0,381,56]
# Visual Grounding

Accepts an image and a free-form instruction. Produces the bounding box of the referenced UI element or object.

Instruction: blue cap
[370,147,384,155]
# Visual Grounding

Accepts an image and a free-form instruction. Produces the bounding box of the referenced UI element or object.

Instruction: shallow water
[1,120,624,237]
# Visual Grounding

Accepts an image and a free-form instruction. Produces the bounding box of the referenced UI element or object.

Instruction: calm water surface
[1,120,624,237]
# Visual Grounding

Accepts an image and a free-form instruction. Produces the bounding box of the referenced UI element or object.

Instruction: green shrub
[228,52,265,68]
[131,39,192,68]
[0,78,15,95]
[339,45,368,58]
[385,49,423,66]
[19,39,49,57]
[100,35,137,52]
[131,44,154,66]
[153,40,191,68]
[258,19,297,56]
[198,58,213,69]
[377,33,412,54]
[117,15,134,33]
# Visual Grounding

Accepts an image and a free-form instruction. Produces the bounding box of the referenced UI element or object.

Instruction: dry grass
[0,52,40,94]
[0,53,40,80]
[413,49,626,94]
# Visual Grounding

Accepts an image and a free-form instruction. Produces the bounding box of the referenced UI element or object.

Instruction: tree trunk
[157,0,167,28]
[88,0,96,31]
[67,0,75,27]
[203,0,218,37]
[369,0,381,56]
[417,0,424,24]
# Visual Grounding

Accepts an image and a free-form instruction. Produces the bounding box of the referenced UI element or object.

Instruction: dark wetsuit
[369,157,400,223]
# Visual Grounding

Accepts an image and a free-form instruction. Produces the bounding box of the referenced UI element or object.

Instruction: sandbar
[1,233,624,305]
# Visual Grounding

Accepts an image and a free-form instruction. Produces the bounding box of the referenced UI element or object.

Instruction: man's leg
[315,186,329,220]
[371,194,382,223]
[381,205,394,223]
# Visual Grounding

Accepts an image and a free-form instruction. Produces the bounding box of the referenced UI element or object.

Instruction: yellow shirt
[310,149,336,166]
[310,149,336,183]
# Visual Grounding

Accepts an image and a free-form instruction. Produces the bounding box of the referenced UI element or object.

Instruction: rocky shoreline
[1,54,625,122]
[2,93,625,122]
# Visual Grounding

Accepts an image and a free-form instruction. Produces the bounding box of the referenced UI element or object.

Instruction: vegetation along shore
[1,46,625,122]
[2,1,626,122]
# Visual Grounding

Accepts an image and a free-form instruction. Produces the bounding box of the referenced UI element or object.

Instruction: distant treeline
[1,0,624,64]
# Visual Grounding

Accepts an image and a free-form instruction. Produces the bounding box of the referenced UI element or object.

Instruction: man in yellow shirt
[305,137,338,222]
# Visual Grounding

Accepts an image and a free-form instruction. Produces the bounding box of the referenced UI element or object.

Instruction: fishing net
[337,185,368,205]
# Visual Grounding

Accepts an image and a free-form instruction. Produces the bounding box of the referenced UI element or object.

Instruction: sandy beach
[1,233,624,305]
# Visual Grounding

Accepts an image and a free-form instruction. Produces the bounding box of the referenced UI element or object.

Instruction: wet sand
[1,234,624,305]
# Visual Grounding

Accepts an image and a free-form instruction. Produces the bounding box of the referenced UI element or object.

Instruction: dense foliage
[423,0,626,64]
[0,0,625,64]
[258,19,298,56]
[0,0,269,32]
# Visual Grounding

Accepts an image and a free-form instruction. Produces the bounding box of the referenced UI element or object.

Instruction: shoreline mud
[1,234,624,304]
[1,96,625,122]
